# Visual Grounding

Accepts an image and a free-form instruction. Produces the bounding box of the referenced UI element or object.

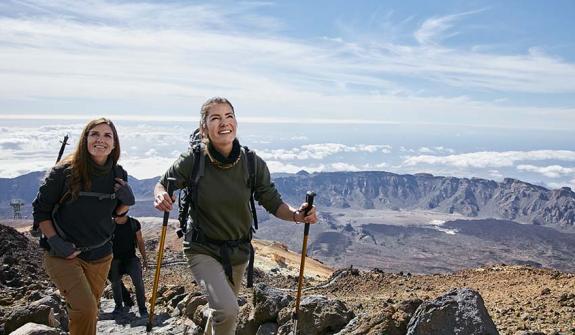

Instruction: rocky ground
[1,220,575,334]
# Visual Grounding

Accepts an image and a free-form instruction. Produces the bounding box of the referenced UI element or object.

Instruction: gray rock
[10,322,59,335]
[277,295,354,335]
[406,288,499,335]
[185,295,208,320]
[257,322,279,335]
[4,305,55,334]
[253,283,293,324]
[30,293,67,330]
[169,292,188,308]
[236,302,258,335]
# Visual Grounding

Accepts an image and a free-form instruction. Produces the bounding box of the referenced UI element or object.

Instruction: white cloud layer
[403,150,575,169]
[257,143,392,161]
[517,164,575,178]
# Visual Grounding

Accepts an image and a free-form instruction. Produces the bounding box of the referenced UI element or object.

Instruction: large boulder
[184,294,208,320]
[30,291,67,331]
[253,283,293,324]
[277,295,354,335]
[406,288,499,335]
[3,305,56,334]
[10,322,59,335]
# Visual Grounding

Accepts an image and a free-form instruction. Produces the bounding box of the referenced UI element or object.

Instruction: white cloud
[517,164,575,178]
[417,146,455,154]
[403,150,575,169]
[488,169,504,179]
[120,156,172,180]
[330,163,361,171]
[144,149,158,157]
[257,143,392,160]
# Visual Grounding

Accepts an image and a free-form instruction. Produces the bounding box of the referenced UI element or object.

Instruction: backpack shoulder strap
[243,146,258,230]
[188,143,206,229]
[76,164,121,200]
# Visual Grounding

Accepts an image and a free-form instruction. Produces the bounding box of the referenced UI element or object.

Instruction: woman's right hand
[47,235,81,259]
[154,191,174,212]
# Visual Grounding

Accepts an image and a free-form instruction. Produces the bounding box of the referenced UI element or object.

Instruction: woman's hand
[294,202,318,224]
[47,235,81,259]
[115,178,135,206]
[154,191,174,211]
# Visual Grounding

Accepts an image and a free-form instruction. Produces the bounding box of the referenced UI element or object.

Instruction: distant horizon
[2,118,573,191]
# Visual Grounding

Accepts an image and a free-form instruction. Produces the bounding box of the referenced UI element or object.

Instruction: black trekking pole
[32,134,70,237]
[292,191,316,335]
[56,134,69,163]
[147,178,175,332]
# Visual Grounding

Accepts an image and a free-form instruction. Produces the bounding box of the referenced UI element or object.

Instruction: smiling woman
[153,97,318,335]
[32,117,135,335]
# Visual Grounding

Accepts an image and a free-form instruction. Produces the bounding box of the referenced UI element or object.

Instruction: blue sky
[1,0,574,127]
[0,1,574,189]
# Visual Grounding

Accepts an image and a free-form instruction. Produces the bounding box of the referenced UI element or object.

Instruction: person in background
[33,117,135,335]
[108,215,149,317]
[154,97,317,335]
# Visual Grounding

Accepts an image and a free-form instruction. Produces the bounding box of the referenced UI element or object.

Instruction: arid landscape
[2,218,574,334]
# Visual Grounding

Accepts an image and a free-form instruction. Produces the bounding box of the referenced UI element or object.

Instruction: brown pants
[44,253,113,335]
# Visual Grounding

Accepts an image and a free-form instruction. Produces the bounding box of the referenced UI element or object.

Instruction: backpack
[176,128,259,287]
[35,165,126,253]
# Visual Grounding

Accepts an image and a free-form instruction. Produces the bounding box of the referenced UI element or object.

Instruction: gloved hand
[47,235,77,258]
[115,182,135,206]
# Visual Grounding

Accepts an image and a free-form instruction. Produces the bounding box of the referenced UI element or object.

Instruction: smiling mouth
[219,130,232,134]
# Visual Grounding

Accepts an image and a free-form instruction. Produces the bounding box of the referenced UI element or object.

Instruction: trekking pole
[147,177,175,332]
[292,191,316,335]
[56,134,69,163]
[32,134,70,236]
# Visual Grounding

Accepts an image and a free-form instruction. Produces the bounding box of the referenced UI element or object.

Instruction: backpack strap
[189,143,206,232]
[243,146,258,230]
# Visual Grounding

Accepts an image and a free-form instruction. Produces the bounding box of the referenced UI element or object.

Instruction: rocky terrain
[2,220,574,335]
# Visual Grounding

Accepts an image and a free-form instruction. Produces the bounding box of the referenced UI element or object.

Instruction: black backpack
[176,128,259,287]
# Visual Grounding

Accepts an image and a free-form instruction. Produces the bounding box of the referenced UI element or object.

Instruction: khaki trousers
[44,253,113,335]
[186,253,247,335]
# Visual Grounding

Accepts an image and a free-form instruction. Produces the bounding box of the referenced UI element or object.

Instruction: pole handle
[162,177,176,226]
[303,191,315,235]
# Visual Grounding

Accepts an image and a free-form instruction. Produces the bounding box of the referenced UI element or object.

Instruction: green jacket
[159,146,283,265]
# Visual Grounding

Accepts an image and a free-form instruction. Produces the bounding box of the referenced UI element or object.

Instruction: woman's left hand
[295,203,318,224]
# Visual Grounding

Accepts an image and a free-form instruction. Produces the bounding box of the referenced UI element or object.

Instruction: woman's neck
[212,142,233,158]
[91,156,108,166]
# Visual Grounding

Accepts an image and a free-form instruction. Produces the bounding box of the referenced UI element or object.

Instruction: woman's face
[204,103,237,149]
[86,123,115,164]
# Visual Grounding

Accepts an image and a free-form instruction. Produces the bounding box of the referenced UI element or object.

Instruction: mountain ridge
[1,170,574,227]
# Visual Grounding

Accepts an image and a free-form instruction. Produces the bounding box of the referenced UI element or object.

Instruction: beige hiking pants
[185,253,247,335]
[43,253,112,335]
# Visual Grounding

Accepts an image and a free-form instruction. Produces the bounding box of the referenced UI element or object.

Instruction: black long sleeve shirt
[33,164,126,261]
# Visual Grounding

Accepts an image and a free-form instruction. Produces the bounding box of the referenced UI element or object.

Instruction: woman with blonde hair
[33,117,135,334]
